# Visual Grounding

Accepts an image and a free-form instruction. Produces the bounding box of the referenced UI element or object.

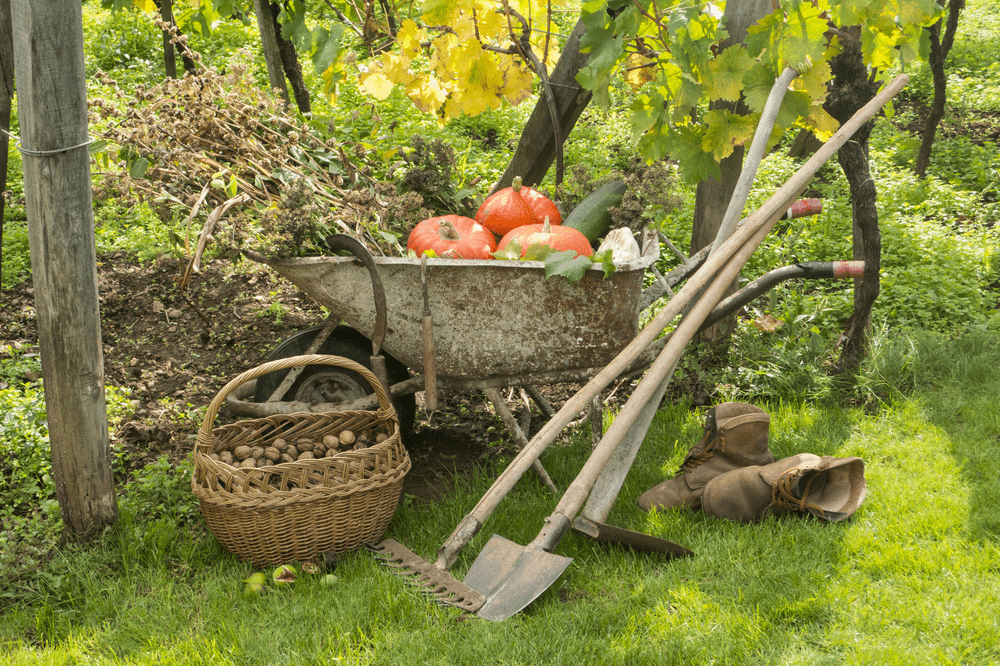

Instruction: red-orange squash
[407,215,497,259]
[476,177,562,236]
[497,217,593,259]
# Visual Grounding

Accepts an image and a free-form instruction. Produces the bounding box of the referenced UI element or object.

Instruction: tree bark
[824,32,882,373]
[252,0,290,107]
[0,0,13,291]
[270,1,310,113]
[492,18,592,194]
[12,0,118,536]
[159,0,176,79]
[690,0,771,348]
[914,0,964,177]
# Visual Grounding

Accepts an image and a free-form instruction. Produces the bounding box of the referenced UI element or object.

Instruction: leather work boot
[637,402,773,512]
[701,453,867,523]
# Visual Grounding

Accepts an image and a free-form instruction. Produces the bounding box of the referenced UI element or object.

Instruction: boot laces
[678,434,724,473]
[770,466,825,516]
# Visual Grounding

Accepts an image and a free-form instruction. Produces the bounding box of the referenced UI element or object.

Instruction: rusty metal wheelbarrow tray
[255,241,659,388]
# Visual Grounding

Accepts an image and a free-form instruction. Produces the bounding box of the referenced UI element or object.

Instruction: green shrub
[0,220,31,289]
[0,378,134,522]
[0,384,52,522]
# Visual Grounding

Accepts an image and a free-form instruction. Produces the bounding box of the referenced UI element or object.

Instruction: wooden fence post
[12,0,118,536]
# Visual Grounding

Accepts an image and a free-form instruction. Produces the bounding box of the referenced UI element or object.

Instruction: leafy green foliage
[577,0,940,183]
[0,385,52,522]
[0,221,31,290]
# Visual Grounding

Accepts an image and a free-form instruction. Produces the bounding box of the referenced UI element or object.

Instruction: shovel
[372,73,909,615]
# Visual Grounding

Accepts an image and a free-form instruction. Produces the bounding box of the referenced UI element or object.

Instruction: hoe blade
[463,535,573,623]
[369,539,486,612]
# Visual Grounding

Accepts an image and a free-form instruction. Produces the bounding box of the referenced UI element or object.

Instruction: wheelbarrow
[229,231,662,450]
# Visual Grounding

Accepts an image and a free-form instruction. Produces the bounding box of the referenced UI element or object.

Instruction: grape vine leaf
[707,46,752,103]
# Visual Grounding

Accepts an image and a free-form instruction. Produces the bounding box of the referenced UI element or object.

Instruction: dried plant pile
[89,47,420,259]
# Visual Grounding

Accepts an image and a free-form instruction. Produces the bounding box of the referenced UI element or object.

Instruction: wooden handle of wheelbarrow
[434,73,909,569]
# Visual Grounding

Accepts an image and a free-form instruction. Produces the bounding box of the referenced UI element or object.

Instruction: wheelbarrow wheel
[254,325,416,436]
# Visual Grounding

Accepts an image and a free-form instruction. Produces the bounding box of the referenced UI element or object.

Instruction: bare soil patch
[1,252,619,503]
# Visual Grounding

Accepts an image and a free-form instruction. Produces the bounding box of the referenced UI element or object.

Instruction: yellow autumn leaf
[625,53,657,90]
[474,0,506,41]
[452,15,477,41]
[397,19,424,57]
[502,62,535,105]
[408,77,449,114]
[381,53,414,82]
[805,105,840,141]
[793,60,832,105]
[361,71,396,100]
[134,0,157,12]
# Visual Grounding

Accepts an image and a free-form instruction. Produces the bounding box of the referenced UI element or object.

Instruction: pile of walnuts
[207,429,390,469]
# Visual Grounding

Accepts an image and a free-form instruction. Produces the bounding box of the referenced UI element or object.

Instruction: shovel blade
[463,535,573,622]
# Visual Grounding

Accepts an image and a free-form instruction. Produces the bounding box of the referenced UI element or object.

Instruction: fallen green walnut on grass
[242,564,339,596]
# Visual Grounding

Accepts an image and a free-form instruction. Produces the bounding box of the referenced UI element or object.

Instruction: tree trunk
[12,0,118,537]
[492,18,592,193]
[824,32,882,374]
[270,1,310,113]
[0,0,13,291]
[914,0,964,177]
[252,0,290,106]
[159,0,176,79]
[690,0,771,348]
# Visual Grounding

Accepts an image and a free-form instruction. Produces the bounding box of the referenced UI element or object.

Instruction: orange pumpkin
[407,215,497,259]
[497,217,593,259]
[476,176,562,236]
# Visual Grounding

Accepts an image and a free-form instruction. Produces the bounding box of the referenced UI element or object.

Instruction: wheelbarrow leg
[484,388,558,494]
[523,385,555,419]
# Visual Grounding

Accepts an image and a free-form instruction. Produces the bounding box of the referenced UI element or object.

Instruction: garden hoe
[371,73,909,619]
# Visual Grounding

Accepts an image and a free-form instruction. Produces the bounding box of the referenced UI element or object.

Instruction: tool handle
[436,73,909,567]
[422,314,438,412]
[420,255,438,412]
[533,216,774,550]
[579,67,799,523]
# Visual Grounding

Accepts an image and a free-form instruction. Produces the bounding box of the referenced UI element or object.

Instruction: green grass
[3,319,1000,664]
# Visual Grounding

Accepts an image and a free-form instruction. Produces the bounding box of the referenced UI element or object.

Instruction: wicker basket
[191,354,410,565]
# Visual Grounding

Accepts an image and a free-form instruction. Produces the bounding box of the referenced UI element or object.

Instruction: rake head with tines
[368,540,486,612]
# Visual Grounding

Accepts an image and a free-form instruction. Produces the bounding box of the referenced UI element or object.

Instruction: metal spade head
[462,534,573,622]
[571,517,694,558]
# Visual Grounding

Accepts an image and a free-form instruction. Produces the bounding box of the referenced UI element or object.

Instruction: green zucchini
[562,179,626,243]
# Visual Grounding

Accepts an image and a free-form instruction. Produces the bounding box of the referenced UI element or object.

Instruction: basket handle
[196,354,398,452]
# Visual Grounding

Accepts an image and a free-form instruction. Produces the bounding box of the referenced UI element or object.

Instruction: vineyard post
[0,0,12,285]
[12,0,118,536]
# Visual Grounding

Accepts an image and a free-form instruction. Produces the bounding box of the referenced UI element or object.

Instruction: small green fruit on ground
[244,572,267,586]
[244,582,266,597]
[321,574,339,587]
[272,565,297,585]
